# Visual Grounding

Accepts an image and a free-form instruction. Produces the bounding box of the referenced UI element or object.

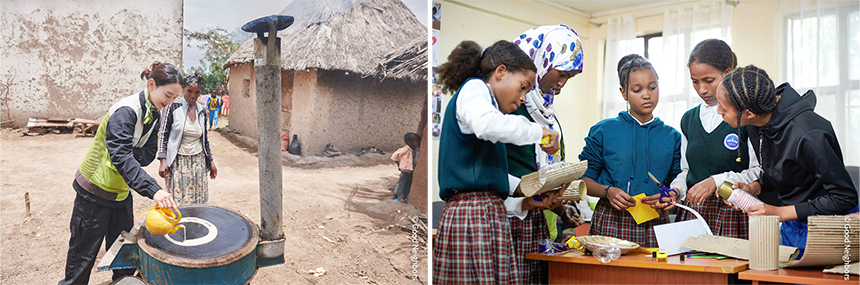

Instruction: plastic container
[591,244,622,263]
[717,181,764,210]
[539,161,569,184]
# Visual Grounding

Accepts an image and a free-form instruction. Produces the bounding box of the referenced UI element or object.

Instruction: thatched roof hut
[373,37,427,83]
[224,0,425,75]
[223,0,426,159]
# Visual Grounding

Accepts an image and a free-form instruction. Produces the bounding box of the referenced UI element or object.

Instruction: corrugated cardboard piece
[749,215,780,270]
[682,235,799,266]
[557,180,586,202]
[682,216,860,268]
[784,215,859,268]
[520,160,588,197]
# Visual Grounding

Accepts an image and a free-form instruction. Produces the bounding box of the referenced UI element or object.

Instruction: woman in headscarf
[505,24,584,284]
[157,72,217,205]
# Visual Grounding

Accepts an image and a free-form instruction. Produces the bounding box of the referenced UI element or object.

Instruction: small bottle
[717,181,764,210]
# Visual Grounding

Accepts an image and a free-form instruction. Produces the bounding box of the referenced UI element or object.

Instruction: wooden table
[739,267,859,285]
[527,250,749,284]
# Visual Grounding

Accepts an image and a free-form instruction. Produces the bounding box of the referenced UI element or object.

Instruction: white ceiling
[540,0,697,18]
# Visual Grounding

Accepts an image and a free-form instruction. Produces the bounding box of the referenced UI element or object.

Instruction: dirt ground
[0,124,427,284]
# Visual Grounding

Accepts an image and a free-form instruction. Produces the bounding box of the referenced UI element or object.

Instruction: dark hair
[688,39,737,73]
[617,54,643,73]
[437,40,537,93]
[140,61,183,87]
[404,132,420,144]
[617,54,658,93]
[721,65,778,161]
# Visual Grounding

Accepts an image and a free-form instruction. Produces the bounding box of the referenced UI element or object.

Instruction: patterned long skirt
[433,192,518,285]
[676,194,749,239]
[165,152,209,205]
[588,198,670,247]
[510,209,548,285]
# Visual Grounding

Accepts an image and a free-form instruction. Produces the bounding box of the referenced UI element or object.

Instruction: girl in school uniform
[578,55,681,247]
[715,65,858,257]
[506,24,584,285]
[433,40,560,284]
[669,39,761,239]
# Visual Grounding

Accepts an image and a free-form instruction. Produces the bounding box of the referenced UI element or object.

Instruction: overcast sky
[182,0,428,69]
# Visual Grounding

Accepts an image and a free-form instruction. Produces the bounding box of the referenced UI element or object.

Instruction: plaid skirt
[510,209,548,285]
[588,198,669,247]
[433,192,518,285]
[676,194,749,239]
[165,152,209,205]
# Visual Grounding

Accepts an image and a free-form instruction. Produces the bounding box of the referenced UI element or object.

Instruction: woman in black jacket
[714,65,858,257]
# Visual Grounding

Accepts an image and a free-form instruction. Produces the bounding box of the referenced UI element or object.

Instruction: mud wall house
[0,0,183,127]
[223,0,426,156]
[374,38,428,212]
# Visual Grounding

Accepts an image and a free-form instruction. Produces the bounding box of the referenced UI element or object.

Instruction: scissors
[647,172,678,202]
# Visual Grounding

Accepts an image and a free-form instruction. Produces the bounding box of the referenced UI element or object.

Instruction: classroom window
[784,6,860,166]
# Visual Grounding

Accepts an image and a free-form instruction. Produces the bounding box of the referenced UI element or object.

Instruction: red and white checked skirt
[510,209,548,285]
[433,192,518,285]
[676,194,749,239]
[588,198,669,247]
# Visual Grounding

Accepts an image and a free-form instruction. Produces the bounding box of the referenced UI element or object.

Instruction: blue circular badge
[724,133,740,150]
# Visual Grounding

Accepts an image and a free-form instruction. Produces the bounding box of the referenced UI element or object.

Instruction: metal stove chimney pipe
[241,15,294,259]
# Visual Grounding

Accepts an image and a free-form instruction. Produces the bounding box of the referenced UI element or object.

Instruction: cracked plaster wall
[0,0,183,126]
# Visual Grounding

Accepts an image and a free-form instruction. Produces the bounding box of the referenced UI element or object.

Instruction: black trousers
[59,192,136,285]
[393,171,413,199]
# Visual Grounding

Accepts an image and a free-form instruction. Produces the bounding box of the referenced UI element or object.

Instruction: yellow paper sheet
[624,193,660,224]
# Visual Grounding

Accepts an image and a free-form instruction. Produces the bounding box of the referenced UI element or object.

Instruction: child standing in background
[433,40,560,284]
[206,93,220,130]
[578,55,681,247]
[391,132,420,203]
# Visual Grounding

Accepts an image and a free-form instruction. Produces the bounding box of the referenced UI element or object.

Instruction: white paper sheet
[653,203,713,255]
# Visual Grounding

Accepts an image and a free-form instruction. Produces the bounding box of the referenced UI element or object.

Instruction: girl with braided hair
[669,39,762,239]
[715,64,858,257]
[434,40,561,284]
[578,54,682,247]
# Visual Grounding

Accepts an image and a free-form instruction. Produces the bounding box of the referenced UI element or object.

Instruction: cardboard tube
[558,180,587,202]
[749,215,780,270]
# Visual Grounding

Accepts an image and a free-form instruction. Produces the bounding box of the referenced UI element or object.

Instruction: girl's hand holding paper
[625,193,660,224]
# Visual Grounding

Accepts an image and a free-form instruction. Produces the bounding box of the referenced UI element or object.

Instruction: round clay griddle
[139,205,259,268]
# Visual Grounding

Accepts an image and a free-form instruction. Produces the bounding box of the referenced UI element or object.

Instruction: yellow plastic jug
[145,205,185,236]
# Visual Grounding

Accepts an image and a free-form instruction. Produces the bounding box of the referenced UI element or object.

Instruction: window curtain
[779,1,860,166]
[602,15,640,119]
[650,1,734,130]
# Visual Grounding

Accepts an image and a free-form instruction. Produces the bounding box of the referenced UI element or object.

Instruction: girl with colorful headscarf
[157,72,217,205]
[505,24,584,284]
